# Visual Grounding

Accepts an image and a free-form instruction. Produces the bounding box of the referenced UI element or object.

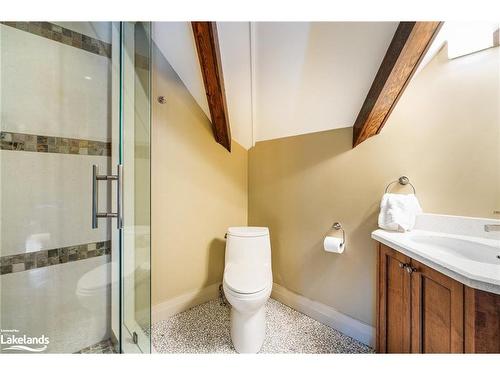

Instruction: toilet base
[230,305,266,353]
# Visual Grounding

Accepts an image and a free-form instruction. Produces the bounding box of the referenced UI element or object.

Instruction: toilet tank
[225,227,271,266]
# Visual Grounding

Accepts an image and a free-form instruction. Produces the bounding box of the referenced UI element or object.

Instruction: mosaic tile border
[75,338,117,354]
[0,131,111,156]
[0,21,111,58]
[0,240,111,275]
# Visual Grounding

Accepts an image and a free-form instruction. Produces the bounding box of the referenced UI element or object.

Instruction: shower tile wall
[0,22,113,353]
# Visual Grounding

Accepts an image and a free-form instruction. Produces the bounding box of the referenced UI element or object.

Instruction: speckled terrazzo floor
[152,298,373,353]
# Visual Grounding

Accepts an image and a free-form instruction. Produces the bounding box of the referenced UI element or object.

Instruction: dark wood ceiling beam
[352,22,442,147]
[191,21,232,152]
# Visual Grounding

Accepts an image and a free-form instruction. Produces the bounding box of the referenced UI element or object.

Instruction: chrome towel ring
[384,176,416,194]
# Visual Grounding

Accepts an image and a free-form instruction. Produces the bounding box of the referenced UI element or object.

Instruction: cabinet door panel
[377,244,411,353]
[465,287,500,353]
[411,260,464,353]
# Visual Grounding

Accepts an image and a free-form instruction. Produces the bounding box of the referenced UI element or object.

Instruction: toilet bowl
[223,226,272,353]
[76,260,150,313]
[76,262,112,313]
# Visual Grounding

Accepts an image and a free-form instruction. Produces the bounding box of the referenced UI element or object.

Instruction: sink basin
[372,214,500,294]
[409,234,500,264]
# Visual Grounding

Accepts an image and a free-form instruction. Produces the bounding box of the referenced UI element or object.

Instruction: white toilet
[223,226,272,353]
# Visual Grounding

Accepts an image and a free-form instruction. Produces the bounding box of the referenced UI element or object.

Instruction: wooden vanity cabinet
[464,287,500,353]
[409,259,464,353]
[377,243,500,353]
[377,245,412,353]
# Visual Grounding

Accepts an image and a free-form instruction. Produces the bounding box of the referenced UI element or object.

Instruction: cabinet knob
[405,265,417,274]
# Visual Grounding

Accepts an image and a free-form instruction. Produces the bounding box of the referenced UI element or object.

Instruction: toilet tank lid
[227,227,269,237]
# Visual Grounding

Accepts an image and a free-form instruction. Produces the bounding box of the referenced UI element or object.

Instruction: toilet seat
[224,262,270,294]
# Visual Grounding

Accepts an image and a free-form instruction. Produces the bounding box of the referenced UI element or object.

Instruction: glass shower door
[118,21,152,354]
[0,20,151,355]
[1,21,117,354]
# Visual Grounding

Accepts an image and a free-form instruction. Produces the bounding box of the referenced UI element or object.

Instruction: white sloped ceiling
[153,22,399,150]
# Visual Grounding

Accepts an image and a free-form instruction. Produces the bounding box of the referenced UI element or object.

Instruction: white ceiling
[153,22,211,118]
[416,22,500,74]
[251,22,398,143]
[217,23,254,150]
[153,22,399,150]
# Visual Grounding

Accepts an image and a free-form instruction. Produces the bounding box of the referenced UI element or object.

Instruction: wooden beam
[191,21,232,152]
[352,22,442,147]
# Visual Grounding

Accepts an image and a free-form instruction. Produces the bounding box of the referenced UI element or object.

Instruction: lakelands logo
[0,329,49,352]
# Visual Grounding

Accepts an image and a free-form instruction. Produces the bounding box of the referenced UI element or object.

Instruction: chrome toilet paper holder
[331,222,345,245]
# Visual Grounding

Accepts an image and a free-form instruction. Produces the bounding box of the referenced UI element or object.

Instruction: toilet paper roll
[323,236,345,253]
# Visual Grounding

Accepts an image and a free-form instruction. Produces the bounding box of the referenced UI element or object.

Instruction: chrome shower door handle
[92,165,99,229]
[117,164,123,230]
[91,164,122,229]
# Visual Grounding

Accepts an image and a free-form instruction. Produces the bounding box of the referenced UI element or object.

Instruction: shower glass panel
[0,21,117,353]
[0,21,151,354]
[119,21,152,354]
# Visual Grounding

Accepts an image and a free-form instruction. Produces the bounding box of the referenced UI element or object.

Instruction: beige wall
[152,45,248,306]
[248,46,500,326]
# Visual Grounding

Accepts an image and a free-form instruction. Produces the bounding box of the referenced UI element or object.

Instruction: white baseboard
[152,283,220,324]
[271,283,375,348]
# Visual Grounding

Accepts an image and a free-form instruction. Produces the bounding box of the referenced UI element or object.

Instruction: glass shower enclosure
[0,21,151,353]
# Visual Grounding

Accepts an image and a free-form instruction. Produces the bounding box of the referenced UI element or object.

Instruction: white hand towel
[378,193,422,232]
